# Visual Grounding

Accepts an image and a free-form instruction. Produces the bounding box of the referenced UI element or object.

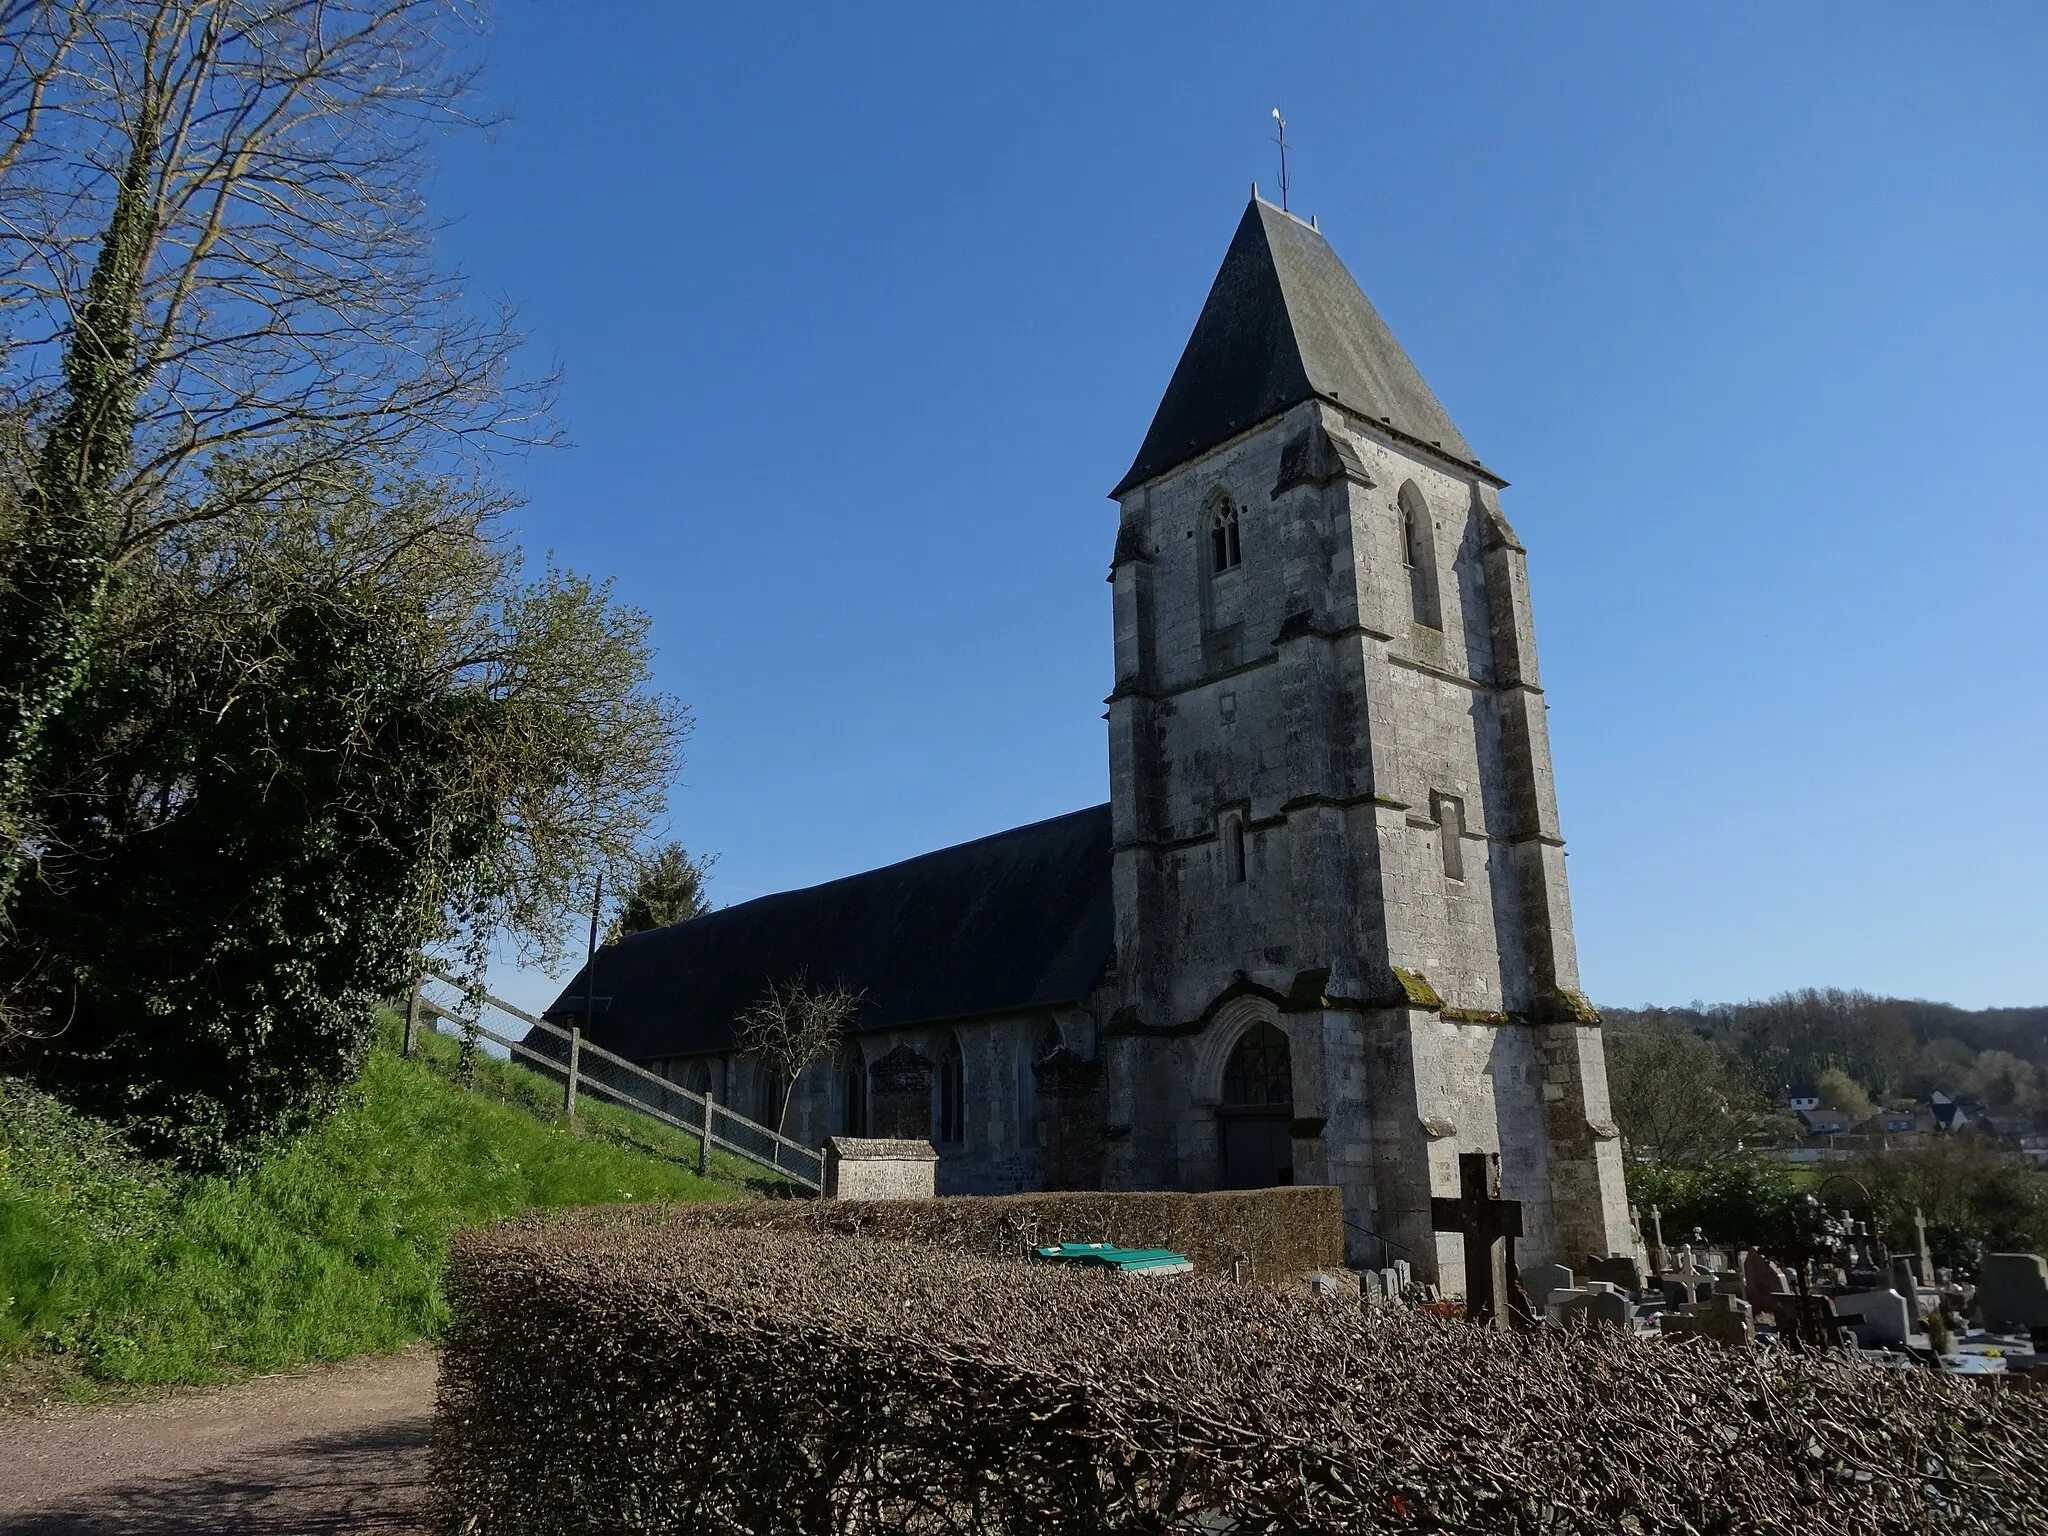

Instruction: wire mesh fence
[411,977,823,1191]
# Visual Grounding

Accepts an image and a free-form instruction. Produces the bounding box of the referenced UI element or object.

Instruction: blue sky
[439,3,2047,1012]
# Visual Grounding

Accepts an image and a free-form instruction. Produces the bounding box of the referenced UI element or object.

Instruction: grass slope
[0,1018,743,1391]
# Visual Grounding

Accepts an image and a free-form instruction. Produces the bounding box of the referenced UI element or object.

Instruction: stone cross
[1430,1152,1535,1330]
[1661,1252,1715,1307]
[1648,1205,1669,1272]
[1913,1205,1933,1285]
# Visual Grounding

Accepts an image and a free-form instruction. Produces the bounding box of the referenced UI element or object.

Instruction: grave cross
[1912,1205,1933,1285]
[1430,1151,1535,1330]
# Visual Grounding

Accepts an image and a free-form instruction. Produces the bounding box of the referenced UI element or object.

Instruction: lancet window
[1399,482,1442,629]
[1209,500,1243,574]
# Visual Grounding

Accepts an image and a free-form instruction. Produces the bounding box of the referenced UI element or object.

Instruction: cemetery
[427,1147,2048,1535]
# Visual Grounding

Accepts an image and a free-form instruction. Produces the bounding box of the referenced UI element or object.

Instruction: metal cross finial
[1270,108,1290,211]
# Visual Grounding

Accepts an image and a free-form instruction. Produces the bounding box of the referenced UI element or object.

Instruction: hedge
[430,1223,2048,1535]
[510,1184,1344,1282]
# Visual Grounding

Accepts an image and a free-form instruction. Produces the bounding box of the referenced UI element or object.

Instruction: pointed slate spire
[1112,199,1480,496]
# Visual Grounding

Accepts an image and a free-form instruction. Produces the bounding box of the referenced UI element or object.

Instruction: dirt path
[0,1346,436,1535]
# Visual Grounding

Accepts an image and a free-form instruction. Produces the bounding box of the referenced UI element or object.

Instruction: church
[546,195,1635,1285]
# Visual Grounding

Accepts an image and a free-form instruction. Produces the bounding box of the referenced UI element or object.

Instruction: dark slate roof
[1112,198,1481,496]
[542,805,1114,1062]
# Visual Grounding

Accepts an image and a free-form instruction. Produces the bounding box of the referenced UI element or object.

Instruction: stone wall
[664,1004,1109,1199]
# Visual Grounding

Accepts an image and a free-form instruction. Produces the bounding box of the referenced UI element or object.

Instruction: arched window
[1222,1022,1293,1108]
[837,1045,867,1136]
[753,1061,783,1128]
[1222,812,1247,884]
[1209,499,1243,574]
[1398,482,1442,629]
[936,1032,966,1144]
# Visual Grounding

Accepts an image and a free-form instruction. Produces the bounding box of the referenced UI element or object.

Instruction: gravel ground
[0,1346,436,1535]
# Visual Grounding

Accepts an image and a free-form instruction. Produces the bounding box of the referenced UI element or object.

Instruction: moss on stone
[1391,968,1443,1010]
[1545,990,1601,1025]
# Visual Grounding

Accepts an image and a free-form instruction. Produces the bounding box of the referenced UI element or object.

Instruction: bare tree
[0,0,551,918]
[733,972,864,1135]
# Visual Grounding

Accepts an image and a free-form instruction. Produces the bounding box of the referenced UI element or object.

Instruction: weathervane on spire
[1270,108,1290,211]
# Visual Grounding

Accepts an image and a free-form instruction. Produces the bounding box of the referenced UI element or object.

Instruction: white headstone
[1833,1288,1911,1347]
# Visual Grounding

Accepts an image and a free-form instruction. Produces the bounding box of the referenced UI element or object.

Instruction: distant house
[1980,1109,2038,1139]
[1929,1092,1974,1133]
[1876,1110,1922,1135]
[1796,1107,1854,1136]
[1787,1084,1821,1112]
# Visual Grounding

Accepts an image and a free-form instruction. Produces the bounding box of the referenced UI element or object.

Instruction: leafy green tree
[608,842,716,941]
[0,0,546,931]
[1604,1012,1772,1167]
[1962,1050,2042,1112]
[1847,1138,2048,1274]
[1814,1066,1875,1123]
[8,456,683,1165]
[1624,1157,1826,1254]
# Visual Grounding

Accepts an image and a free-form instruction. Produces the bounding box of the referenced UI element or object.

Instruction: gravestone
[1553,1281,1631,1331]
[1977,1254,2048,1333]
[1583,1254,1643,1297]
[1521,1262,1575,1313]
[1772,1292,1850,1352]
[822,1136,939,1200]
[1661,1254,1715,1308]
[1379,1267,1402,1304]
[1891,1256,1920,1299]
[1833,1287,1911,1347]
[1430,1152,1535,1330]
[1742,1253,1790,1317]
[1663,1292,1754,1349]
[1543,1286,1589,1324]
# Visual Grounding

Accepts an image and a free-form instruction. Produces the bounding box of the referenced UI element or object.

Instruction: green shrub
[1624,1156,1824,1252]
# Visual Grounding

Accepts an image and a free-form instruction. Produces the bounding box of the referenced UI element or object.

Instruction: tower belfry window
[1399,482,1442,629]
[1209,502,1243,574]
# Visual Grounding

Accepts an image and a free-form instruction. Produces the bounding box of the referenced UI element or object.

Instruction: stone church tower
[1102,197,1634,1283]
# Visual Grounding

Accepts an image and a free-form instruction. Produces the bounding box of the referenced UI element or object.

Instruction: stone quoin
[545,196,1634,1289]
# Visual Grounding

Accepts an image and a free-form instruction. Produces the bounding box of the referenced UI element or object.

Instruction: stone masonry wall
[1106,399,1626,1279]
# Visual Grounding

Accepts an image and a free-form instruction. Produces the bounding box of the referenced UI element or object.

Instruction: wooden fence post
[565,1026,582,1118]
[403,983,420,1058]
[698,1089,714,1177]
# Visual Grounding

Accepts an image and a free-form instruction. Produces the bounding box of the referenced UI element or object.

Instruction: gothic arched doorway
[1218,1021,1294,1189]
